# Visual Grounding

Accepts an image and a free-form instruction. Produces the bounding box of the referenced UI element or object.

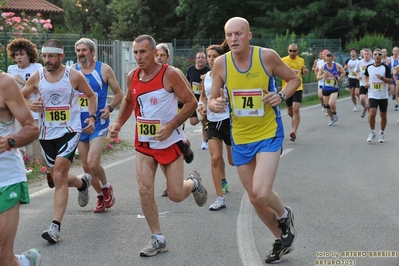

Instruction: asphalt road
[16,96,399,266]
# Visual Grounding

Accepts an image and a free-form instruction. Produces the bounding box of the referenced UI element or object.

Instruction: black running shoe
[277,206,295,247]
[183,140,194,164]
[265,239,293,264]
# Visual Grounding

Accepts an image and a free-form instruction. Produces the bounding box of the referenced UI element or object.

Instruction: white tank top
[203,71,229,122]
[0,117,27,186]
[38,67,82,140]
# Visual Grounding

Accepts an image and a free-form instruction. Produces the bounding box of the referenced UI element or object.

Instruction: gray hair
[156,43,170,56]
[75,38,96,51]
[134,35,156,50]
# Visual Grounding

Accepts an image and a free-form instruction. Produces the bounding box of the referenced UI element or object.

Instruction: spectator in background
[186,51,211,150]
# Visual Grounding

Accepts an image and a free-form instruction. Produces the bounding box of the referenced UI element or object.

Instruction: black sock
[52,220,61,231]
[77,178,87,191]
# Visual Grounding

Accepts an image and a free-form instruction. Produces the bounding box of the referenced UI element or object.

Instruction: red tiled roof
[3,0,64,13]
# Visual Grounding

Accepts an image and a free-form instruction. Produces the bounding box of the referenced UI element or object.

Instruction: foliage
[23,154,47,182]
[173,55,194,73]
[0,12,52,36]
[59,0,113,38]
[345,34,392,53]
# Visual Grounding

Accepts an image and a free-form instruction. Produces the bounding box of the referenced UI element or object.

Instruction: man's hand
[214,88,226,113]
[82,116,95,134]
[263,90,281,107]
[31,96,45,113]
[109,122,121,139]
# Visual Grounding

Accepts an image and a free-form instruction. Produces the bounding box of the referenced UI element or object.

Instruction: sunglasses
[157,53,167,57]
[289,50,297,53]
[374,53,382,56]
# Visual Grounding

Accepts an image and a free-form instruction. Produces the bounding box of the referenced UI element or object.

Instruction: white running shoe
[328,120,335,126]
[78,173,92,207]
[200,141,208,150]
[353,106,358,112]
[361,108,367,118]
[209,197,226,211]
[41,223,60,243]
[379,134,385,143]
[367,133,375,142]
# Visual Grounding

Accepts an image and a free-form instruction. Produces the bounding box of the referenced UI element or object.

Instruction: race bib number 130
[137,117,161,142]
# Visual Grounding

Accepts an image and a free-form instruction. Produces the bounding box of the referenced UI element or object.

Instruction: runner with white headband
[22,38,98,244]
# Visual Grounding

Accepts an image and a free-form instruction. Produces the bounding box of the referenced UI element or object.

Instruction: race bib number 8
[137,117,161,142]
[192,82,201,93]
[45,106,71,127]
[232,89,264,117]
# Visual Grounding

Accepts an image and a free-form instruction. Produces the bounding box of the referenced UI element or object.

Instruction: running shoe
[353,106,358,112]
[21,248,42,266]
[395,105,398,111]
[46,171,54,188]
[201,141,208,150]
[378,133,385,143]
[102,184,115,209]
[277,206,295,247]
[360,108,367,118]
[321,103,325,112]
[222,180,229,194]
[140,235,168,257]
[367,132,375,142]
[333,113,338,123]
[209,197,226,211]
[289,132,296,141]
[41,223,60,243]
[161,189,168,197]
[187,171,207,207]
[328,120,335,126]
[78,173,92,207]
[183,139,194,164]
[94,195,105,213]
[265,239,293,264]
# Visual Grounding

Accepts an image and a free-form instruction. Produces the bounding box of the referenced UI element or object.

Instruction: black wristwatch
[89,114,98,121]
[278,91,286,102]
[6,136,15,151]
[107,105,114,113]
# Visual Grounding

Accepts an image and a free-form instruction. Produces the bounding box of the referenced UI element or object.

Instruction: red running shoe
[102,185,115,209]
[94,195,105,213]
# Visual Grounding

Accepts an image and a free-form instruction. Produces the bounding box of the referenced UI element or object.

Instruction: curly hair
[7,38,39,63]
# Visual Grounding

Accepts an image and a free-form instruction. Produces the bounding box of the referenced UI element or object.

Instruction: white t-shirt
[7,63,42,119]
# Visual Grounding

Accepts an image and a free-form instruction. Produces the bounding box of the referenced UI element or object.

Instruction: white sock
[153,234,165,243]
[277,209,288,220]
[16,255,31,266]
[101,183,110,189]
[380,130,384,135]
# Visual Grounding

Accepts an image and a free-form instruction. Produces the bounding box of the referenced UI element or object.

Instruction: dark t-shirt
[186,64,210,95]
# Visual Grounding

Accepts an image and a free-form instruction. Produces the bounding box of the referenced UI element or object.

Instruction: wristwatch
[107,105,114,113]
[6,136,15,151]
[278,91,286,102]
[89,114,98,121]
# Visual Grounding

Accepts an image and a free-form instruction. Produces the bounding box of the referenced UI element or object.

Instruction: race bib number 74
[231,89,264,117]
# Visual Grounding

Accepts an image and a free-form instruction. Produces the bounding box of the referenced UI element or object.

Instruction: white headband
[41,47,64,54]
